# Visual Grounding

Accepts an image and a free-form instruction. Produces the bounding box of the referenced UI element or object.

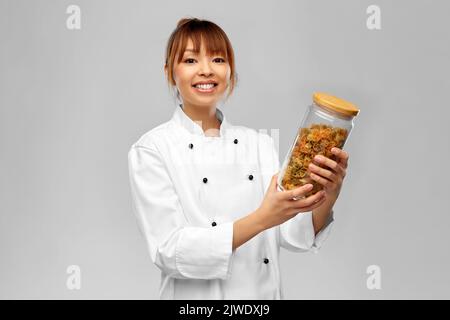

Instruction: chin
[190,95,223,106]
[196,99,220,107]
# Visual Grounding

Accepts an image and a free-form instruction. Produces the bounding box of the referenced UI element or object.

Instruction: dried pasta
[280,123,348,197]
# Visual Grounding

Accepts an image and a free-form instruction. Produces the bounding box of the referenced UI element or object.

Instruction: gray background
[1,0,449,299]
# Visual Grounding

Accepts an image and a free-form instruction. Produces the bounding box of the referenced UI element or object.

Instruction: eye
[214,57,226,63]
[184,58,196,64]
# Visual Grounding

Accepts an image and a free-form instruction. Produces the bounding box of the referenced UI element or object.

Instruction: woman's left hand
[307,147,349,201]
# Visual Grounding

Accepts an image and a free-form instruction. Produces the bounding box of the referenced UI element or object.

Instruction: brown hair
[164,17,237,101]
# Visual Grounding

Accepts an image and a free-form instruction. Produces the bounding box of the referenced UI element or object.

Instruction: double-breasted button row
[202,175,254,184]
[188,139,239,149]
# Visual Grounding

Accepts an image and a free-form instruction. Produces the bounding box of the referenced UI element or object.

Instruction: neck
[181,102,221,137]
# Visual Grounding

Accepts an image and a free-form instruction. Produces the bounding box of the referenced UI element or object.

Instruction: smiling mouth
[192,83,218,92]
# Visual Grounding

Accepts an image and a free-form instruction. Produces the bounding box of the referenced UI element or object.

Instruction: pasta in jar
[281,124,348,197]
[277,92,359,198]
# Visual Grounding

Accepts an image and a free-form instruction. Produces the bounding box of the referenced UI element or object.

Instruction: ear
[164,64,168,77]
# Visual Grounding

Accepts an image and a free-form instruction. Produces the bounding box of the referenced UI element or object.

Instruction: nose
[198,59,213,77]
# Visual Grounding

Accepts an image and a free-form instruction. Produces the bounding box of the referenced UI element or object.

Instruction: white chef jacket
[127,103,334,300]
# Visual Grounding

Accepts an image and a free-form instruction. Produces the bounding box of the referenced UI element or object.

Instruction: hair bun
[176,17,196,28]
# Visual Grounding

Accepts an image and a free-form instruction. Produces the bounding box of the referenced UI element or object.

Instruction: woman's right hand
[256,173,327,230]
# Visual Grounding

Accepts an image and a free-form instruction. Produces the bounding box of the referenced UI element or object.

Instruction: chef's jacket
[127,103,334,300]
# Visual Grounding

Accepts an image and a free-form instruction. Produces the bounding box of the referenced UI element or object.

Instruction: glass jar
[277,92,360,197]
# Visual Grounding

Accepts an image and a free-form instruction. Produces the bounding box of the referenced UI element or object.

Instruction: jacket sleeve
[258,133,334,254]
[127,144,234,279]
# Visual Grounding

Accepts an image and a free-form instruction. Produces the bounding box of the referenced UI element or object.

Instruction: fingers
[269,173,279,192]
[293,193,327,212]
[280,183,314,200]
[312,155,341,176]
[331,147,349,169]
[310,171,333,188]
[308,162,337,183]
[290,190,325,210]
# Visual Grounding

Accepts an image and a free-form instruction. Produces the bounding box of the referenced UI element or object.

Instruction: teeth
[195,83,215,89]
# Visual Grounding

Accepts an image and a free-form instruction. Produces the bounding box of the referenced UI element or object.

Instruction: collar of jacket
[171,103,230,137]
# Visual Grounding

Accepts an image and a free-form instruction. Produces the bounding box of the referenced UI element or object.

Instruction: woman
[127,17,349,299]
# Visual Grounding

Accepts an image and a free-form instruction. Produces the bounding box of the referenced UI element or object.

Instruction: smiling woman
[128,17,337,301]
[164,18,237,103]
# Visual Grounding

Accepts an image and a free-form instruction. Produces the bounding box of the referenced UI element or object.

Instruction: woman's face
[172,38,231,109]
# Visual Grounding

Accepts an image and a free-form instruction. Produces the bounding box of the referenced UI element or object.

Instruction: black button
[203,177,208,183]
[263,258,269,264]
[234,139,238,144]
[189,143,194,149]
[248,174,254,181]
[212,221,217,227]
